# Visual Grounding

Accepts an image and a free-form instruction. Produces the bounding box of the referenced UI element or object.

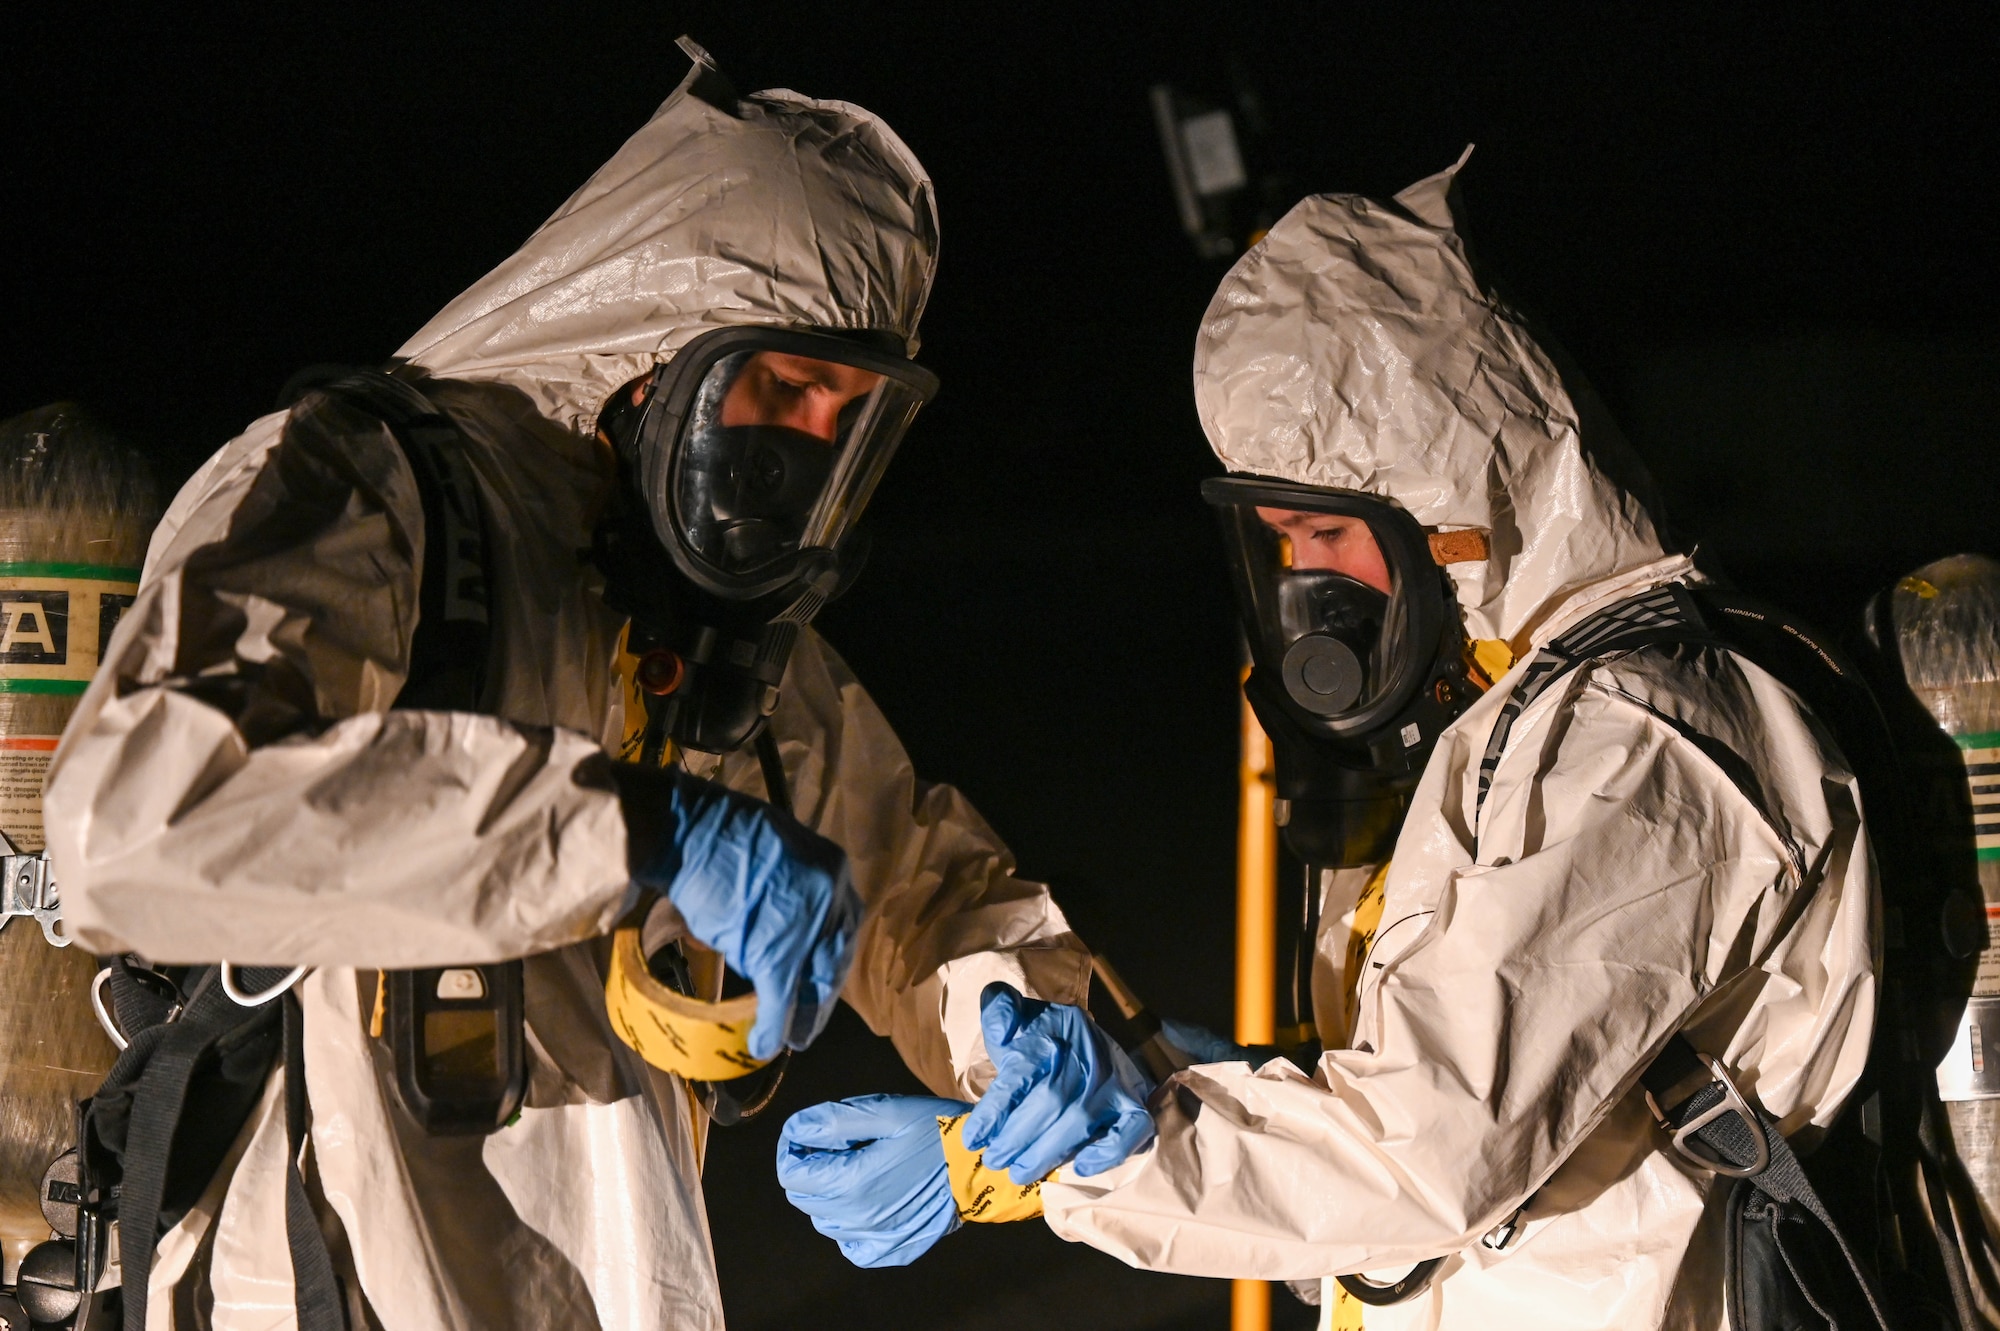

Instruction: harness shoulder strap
[319,375,525,1140]
[320,372,492,712]
[1475,583,1718,828]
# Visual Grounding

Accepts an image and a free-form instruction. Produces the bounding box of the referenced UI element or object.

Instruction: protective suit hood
[1192,150,1667,648]
[397,40,939,433]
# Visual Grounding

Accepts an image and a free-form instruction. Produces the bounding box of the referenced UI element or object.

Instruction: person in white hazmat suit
[776,157,1878,1330]
[42,43,1087,1330]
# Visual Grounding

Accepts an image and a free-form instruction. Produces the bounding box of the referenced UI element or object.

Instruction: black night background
[6,4,1996,1327]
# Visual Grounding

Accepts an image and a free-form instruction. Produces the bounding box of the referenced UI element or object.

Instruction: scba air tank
[0,404,158,1279]
[1888,553,2000,1297]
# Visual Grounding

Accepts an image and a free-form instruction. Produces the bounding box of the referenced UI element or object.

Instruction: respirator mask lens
[631,328,938,601]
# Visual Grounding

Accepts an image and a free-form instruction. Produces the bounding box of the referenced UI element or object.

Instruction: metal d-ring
[1667,1055,1771,1179]
[89,969,130,1051]
[220,961,309,1007]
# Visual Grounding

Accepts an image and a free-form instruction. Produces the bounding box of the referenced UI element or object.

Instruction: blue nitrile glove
[778,1094,971,1268]
[617,765,862,1061]
[1159,1017,1257,1066]
[961,982,1155,1184]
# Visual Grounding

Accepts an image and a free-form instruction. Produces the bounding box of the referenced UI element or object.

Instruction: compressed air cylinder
[1889,553,2000,1252]
[0,404,157,1277]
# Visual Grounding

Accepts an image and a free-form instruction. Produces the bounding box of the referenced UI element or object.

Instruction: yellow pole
[1236,679,1278,1046]
[1232,1276,1272,1331]
[1234,678,1277,1331]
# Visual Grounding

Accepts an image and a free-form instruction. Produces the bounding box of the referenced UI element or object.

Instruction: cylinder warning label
[0,736,60,853]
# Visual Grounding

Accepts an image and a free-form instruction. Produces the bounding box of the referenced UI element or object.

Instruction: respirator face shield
[1203,477,1477,866]
[629,327,939,602]
[594,327,938,757]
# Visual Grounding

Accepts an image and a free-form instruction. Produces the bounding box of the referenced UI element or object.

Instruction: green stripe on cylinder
[0,561,141,582]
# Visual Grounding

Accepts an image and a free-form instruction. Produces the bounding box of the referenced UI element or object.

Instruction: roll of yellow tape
[604,926,773,1082]
[937,1111,1047,1224]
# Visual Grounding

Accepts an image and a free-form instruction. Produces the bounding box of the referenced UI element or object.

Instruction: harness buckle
[1645,1054,1771,1179]
[1481,1206,1527,1250]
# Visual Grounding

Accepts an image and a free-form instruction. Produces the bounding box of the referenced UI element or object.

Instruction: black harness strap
[100,958,178,1035]
[282,995,345,1331]
[1643,1034,1897,1330]
[321,373,491,712]
[96,965,304,1331]
[1474,583,1704,823]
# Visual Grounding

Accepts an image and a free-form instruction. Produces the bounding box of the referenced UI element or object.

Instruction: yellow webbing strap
[937,1112,1048,1223]
[1324,1277,1366,1329]
[608,624,741,1162]
[614,622,656,763]
[604,926,771,1083]
[1329,863,1392,1050]
[1470,638,1514,690]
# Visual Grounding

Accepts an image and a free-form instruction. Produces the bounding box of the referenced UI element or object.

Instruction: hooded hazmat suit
[1037,160,1878,1329]
[43,55,1089,1329]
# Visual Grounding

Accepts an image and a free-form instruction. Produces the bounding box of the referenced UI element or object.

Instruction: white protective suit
[45,53,1088,1330]
[1040,157,1878,1330]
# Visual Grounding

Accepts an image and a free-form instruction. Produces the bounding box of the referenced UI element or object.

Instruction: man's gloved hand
[777,1094,971,1268]
[962,982,1155,1185]
[619,766,863,1061]
[1158,1017,1257,1066]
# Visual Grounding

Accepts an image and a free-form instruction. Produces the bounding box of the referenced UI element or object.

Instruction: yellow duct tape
[1471,638,1514,685]
[937,1112,1048,1224]
[603,926,774,1082]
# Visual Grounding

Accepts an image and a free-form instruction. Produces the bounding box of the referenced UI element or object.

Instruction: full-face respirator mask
[595,326,939,757]
[1202,477,1482,868]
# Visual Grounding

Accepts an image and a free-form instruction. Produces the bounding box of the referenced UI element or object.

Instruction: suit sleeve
[725,631,1093,1100]
[1039,679,1875,1279]
[44,395,637,967]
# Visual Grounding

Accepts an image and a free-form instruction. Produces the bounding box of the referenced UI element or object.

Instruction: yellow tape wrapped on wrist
[604,926,774,1082]
[937,1112,1050,1223]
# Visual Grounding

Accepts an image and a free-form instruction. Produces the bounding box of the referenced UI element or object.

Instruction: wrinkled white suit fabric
[46,54,1087,1330]
[1040,157,1877,1331]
